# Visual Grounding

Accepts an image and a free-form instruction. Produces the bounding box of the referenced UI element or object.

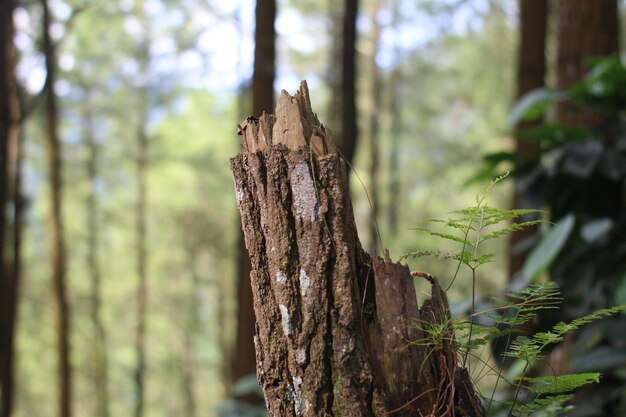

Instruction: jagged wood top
[237,80,337,156]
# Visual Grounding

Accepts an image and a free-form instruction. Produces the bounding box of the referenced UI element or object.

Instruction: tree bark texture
[43,1,72,416]
[1,1,22,416]
[231,82,484,417]
[556,0,619,126]
[508,0,547,280]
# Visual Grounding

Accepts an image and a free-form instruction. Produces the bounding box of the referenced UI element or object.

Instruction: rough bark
[43,1,72,416]
[508,0,547,280]
[231,82,484,417]
[232,0,276,402]
[0,1,22,416]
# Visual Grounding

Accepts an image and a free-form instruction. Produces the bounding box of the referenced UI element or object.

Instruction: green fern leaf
[517,373,600,394]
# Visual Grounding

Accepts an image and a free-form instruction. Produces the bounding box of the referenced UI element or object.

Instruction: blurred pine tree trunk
[82,90,110,417]
[367,0,382,254]
[556,0,619,127]
[182,248,200,417]
[387,0,402,236]
[508,0,547,280]
[231,0,275,405]
[1,1,22,416]
[340,0,359,168]
[326,0,359,172]
[552,0,620,222]
[43,1,72,416]
[133,2,150,416]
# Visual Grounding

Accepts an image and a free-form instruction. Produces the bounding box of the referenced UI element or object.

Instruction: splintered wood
[231,81,485,417]
[237,81,336,156]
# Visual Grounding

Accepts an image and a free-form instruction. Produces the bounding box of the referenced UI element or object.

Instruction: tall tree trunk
[231,0,276,403]
[508,0,547,280]
[387,0,402,236]
[133,2,150,415]
[181,249,200,417]
[340,0,359,168]
[367,0,382,253]
[134,89,149,417]
[251,0,276,116]
[553,0,620,222]
[43,1,72,416]
[326,0,359,171]
[556,0,619,126]
[326,0,343,150]
[83,91,110,417]
[232,82,484,417]
[1,1,22,416]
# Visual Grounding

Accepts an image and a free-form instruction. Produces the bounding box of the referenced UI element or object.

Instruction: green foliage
[521,214,574,284]
[508,88,564,125]
[406,173,626,417]
[476,56,626,416]
[505,305,626,363]
[509,394,574,417]
[402,172,544,276]
[519,373,600,395]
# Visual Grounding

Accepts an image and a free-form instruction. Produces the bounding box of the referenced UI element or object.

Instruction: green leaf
[399,250,461,262]
[570,346,626,373]
[616,270,626,306]
[483,151,518,165]
[508,88,563,125]
[580,218,613,244]
[515,123,591,144]
[410,228,468,244]
[517,373,600,394]
[562,141,603,178]
[522,214,575,283]
[569,56,626,113]
[511,394,573,416]
[480,219,545,242]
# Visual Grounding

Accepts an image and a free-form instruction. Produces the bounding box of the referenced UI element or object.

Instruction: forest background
[1,1,626,417]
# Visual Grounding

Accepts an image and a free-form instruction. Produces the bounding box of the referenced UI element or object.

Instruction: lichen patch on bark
[299,268,310,297]
[290,162,320,222]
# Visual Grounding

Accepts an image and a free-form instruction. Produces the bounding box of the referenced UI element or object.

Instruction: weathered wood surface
[231,81,484,417]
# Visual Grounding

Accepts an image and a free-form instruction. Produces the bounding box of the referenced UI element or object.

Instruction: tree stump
[230,81,484,417]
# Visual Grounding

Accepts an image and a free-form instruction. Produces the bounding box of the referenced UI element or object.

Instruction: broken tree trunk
[231,81,484,417]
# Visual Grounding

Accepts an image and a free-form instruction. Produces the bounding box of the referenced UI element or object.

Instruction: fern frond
[511,394,574,417]
[480,220,546,242]
[517,373,600,394]
[409,228,468,244]
[399,250,461,262]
